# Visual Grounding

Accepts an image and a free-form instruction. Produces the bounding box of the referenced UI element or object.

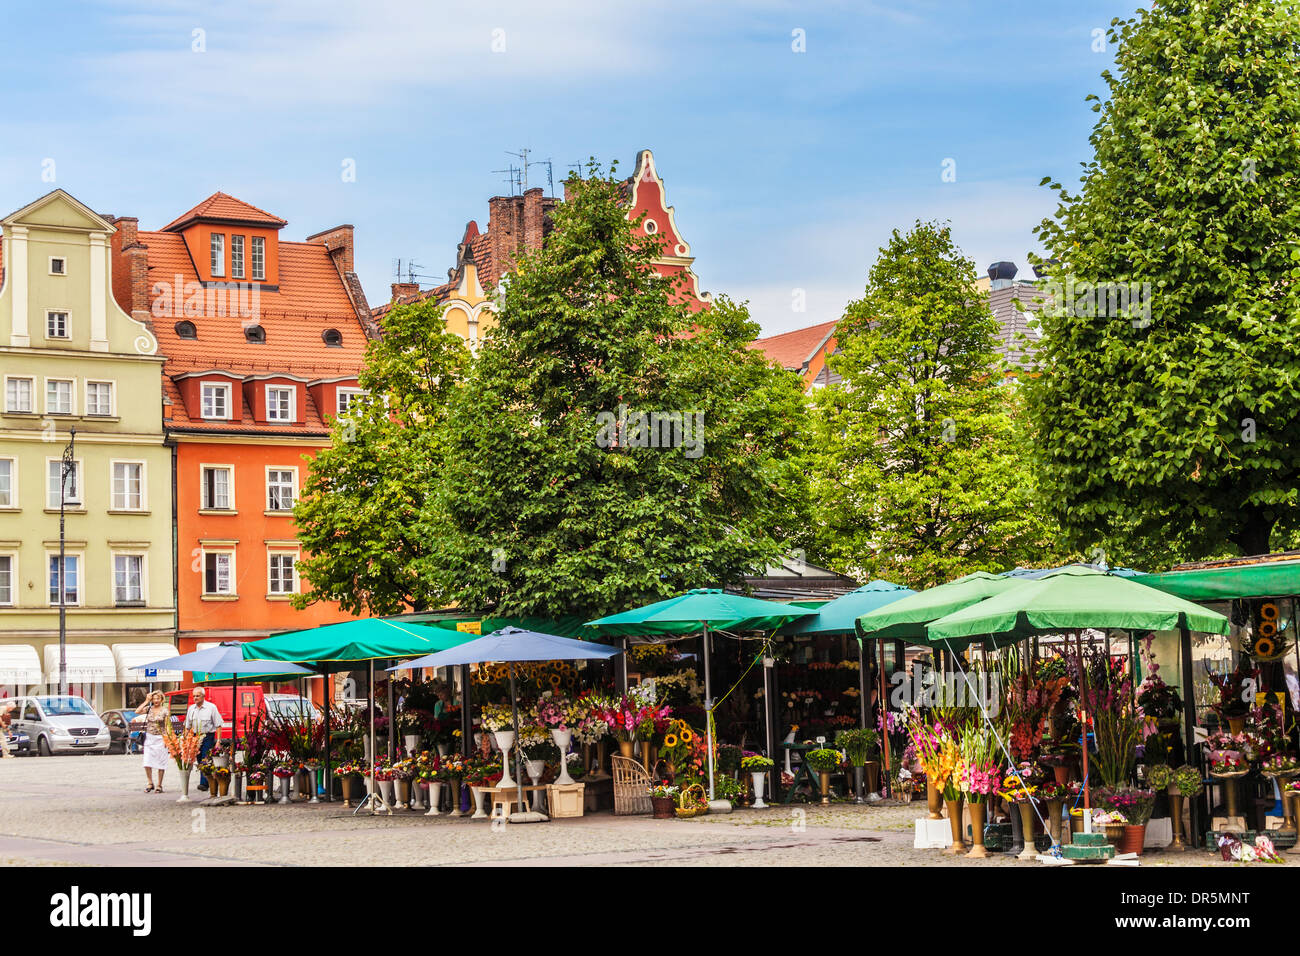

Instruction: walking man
[185,687,222,791]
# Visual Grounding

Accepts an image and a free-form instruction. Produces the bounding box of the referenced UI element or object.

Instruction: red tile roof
[163,192,288,231]
[749,320,838,371]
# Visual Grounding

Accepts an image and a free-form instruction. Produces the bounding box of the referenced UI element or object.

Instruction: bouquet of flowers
[1092,808,1128,826]
[162,723,204,771]
[1260,754,1300,775]
[1208,751,1247,775]
[957,727,1001,804]
[1136,635,1182,721]
[1036,779,1068,802]
[273,759,297,779]
[740,754,774,771]
[534,690,576,731]
[479,703,515,734]
[1103,787,1155,825]
[647,782,679,799]
[335,759,367,777]
[834,727,879,767]
[371,756,393,782]
[659,719,696,766]
[572,694,612,744]
[1172,764,1203,797]
[439,751,467,779]
[1207,664,1254,720]
[463,752,502,788]
[804,748,843,773]
[517,724,553,759]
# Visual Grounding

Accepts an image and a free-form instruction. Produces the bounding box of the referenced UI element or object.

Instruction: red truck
[156,687,322,742]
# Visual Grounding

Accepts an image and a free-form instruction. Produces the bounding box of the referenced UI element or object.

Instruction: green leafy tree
[421,166,811,619]
[1027,1,1300,564]
[292,300,470,615]
[809,221,1061,589]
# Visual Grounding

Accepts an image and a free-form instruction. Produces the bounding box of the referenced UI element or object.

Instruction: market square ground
[0,755,1279,867]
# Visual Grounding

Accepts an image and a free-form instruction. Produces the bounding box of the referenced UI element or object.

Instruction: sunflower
[1254,637,1276,659]
[663,733,679,748]
[680,729,694,743]
[1260,620,1277,638]
[549,674,562,687]
[1262,602,1279,621]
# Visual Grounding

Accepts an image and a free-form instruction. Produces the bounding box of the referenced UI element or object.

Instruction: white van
[7,695,111,755]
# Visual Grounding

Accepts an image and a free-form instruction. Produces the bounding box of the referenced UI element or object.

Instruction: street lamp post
[58,428,76,697]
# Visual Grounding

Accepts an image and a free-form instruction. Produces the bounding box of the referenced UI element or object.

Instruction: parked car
[99,708,141,754]
[5,727,31,756]
[8,695,110,755]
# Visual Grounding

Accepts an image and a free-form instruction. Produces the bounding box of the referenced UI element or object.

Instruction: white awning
[113,643,183,682]
[0,644,43,684]
[43,644,117,684]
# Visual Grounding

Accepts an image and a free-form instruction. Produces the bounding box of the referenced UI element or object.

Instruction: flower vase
[437,744,450,758]
[341,775,355,807]
[1017,803,1037,860]
[403,734,420,754]
[1120,824,1146,855]
[377,778,394,808]
[864,760,880,796]
[278,775,292,804]
[853,767,865,805]
[1167,791,1186,851]
[525,759,546,811]
[944,797,967,854]
[966,801,989,858]
[1052,764,1069,787]
[493,731,517,789]
[1228,716,1247,735]
[470,785,488,819]
[1046,799,1062,846]
[552,729,575,785]
[177,768,192,803]
[618,739,634,760]
[818,771,832,805]
[751,772,768,809]
[447,778,464,816]
[1008,801,1024,855]
[926,779,943,819]
[642,741,656,775]
[595,740,608,776]
[410,780,425,811]
[307,768,320,803]
[399,778,415,810]
[213,752,230,770]
[425,781,443,816]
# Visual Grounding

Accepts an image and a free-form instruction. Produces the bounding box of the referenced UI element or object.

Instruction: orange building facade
[110,194,376,672]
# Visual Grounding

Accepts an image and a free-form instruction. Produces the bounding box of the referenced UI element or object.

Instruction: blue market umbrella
[135,642,313,773]
[389,627,621,822]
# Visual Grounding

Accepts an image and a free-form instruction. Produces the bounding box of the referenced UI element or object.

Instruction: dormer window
[231,235,245,279]
[245,325,265,344]
[175,321,197,339]
[322,328,343,347]
[251,237,265,281]
[201,382,231,420]
[266,385,294,422]
[210,234,225,277]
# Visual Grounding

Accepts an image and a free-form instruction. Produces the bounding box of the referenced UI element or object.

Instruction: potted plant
[1106,788,1155,855]
[834,727,879,803]
[648,782,679,819]
[804,748,842,804]
[741,754,775,808]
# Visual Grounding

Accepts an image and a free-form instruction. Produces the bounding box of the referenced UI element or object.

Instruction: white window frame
[0,552,15,606]
[85,380,115,417]
[0,457,14,509]
[45,310,70,340]
[46,457,83,509]
[202,549,236,596]
[336,387,366,416]
[251,236,265,280]
[230,234,245,279]
[265,385,294,423]
[48,256,67,276]
[266,466,297,512]
[112,552,147,606]
[44,377,75,416]
[199,464,235,512]
[110,460,146,511]
[200,381,232,420]
[267,550,299,596]
[46,551,83,607]
[210,233,225,277]
[4,375,35,413]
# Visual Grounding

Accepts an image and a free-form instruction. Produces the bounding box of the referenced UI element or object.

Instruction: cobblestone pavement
[0,755,1282,866]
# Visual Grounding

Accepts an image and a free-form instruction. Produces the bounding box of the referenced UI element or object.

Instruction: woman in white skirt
[140,690,170,793]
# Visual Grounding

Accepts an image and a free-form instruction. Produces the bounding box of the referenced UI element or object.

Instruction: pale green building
[0,189,179,714]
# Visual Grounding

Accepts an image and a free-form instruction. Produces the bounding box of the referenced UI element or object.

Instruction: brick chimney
[522,187,545,254]
[108,216,152,316]
[487,195,521,284]
[391,282,420,302]
[306,224,355,274]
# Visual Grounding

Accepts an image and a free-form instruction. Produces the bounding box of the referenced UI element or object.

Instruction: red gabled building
[110,194,376,668]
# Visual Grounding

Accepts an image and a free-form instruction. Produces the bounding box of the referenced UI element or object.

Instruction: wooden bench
[481,784,548,819]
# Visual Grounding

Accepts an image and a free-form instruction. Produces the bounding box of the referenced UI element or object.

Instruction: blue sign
[145,668,157,679]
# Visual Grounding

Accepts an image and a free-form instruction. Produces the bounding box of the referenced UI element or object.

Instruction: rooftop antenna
[491,163,522,196]
[506,148,532,190]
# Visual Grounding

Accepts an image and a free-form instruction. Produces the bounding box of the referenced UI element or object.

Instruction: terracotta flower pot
[1120,823,1146,855]
[966,801,989,858]
[944,797,967,854]
[1052,765,1069,787]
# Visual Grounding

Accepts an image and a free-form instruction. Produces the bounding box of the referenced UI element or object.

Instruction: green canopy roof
[403,613,593,639]
[1136,559,1300,602]
[783,580,915,636]
[584,588,816,637]
[241,618,474,664]
[856,571,1026,643]
[925,566,1231,643]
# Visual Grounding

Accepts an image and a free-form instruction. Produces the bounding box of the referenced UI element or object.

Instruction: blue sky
[0,1,1141,335]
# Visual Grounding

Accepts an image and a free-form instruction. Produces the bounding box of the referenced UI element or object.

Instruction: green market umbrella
[855,571,1027,645]
[241,619,474,814]
[783,580,915,636]
[924,566,1231,643]
[585,589,816,802]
